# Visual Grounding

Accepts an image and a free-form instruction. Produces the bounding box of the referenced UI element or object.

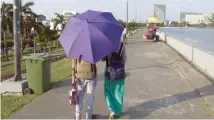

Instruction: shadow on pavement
[122,84,214,119]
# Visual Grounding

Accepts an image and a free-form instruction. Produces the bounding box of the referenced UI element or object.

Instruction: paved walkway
[10,29,214,119]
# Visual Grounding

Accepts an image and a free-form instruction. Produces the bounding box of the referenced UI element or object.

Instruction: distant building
[203,13,213,24]
[50,11,79,31]
[42,20,50,26]
[154,4,166,22]
[179,12,198,22]
[62,11,79,21]
[164,20,169,26]
[180,12,214,24]
[185,13,204,24]
[50,21,63,31]
[37,14,46,23]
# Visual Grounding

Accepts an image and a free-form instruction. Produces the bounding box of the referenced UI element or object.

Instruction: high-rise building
[154,4,166,22]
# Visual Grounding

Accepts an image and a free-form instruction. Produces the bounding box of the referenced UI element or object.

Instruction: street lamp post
[13,0,22,81]
[31,27,36,53]
[32,18,37,53]
[126,0,128,31]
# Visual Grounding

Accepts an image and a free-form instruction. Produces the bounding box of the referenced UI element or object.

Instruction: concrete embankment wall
[157,32,214,80]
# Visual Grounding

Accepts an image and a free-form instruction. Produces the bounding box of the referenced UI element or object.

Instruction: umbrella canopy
[59,10,124,64]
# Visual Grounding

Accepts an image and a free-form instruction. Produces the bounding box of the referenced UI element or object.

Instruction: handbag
[105,43,126,80]
[69,59,77,105]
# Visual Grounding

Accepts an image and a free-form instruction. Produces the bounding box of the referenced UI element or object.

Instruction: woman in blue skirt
[102,42,127,119]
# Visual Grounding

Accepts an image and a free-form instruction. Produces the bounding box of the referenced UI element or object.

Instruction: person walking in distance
[71,57,97,119]
[122,27,127,44]
[102,41,127,119]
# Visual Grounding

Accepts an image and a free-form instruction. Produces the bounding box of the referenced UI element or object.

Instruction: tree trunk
[3,32,9,61]
[21,36,23,54]
[1,48,4,56]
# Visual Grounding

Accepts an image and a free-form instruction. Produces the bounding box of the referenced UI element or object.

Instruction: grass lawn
[1,61,26,78]
[1,58,72,119]
[1,49,64,79]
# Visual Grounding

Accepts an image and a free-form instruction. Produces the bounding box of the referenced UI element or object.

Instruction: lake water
[158,28,214,53]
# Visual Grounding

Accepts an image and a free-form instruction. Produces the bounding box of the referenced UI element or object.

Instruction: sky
[2,0,214,22]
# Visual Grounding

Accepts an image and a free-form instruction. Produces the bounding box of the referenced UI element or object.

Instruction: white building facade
[182,12,213,25]
[203,14,213,24]
[185,14,203,24]
[50,11,79,31]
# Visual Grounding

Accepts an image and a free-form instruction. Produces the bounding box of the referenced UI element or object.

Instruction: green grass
[51,58,72,84]
[1,49,64,78]
[1,58,72,119]
[1,61,26,78]
[1,95,38,119]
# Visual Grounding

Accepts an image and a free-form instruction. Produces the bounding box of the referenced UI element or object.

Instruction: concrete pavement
[10,29,214,119]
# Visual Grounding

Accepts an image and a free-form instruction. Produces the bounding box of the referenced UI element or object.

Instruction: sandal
[109,113,117,119]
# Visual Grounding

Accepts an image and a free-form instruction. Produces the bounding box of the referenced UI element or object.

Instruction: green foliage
[207,18,214,27]
[1,40,14,49]
[170,21,179,27]
[189,22,207,28]
[27,40,34,47]
[177,21,189,27]
[52,13,65,30]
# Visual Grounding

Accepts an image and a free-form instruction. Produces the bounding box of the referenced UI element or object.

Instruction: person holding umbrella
[59,10,124,119]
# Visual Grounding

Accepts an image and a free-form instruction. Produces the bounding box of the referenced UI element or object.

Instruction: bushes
[1,40,14,49]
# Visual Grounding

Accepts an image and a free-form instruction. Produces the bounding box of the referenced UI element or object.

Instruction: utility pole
[14,0,22,81]
[135,11,137,29]
[126,0,128,31]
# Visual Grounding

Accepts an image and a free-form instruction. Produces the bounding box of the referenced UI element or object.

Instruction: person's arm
[71,59,76,85]
[121,45,127,63]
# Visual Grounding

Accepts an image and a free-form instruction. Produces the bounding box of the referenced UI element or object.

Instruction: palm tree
[24,15,44,52]
[1,2,13,60]
[19,0,37,53]
[52,13,65,31]
[26,15,44,35]
[36,26,58,52]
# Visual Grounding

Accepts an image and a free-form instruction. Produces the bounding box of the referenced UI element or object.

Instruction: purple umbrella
[59,10,124,64]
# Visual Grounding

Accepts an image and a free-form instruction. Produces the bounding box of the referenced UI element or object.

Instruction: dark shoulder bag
[105,43,126,80]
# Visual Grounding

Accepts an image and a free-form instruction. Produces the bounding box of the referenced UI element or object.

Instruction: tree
[36,26,59,52]
[199,22,207,28]
[20,0,37,53]
[208,18,214,27]
[170,21,178,27]
[52,13,65,31]
[25,14,44,52]
[177,21,188,27]
[1,2,13,60]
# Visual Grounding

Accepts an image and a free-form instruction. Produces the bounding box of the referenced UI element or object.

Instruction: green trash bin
[24,53,51,94]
